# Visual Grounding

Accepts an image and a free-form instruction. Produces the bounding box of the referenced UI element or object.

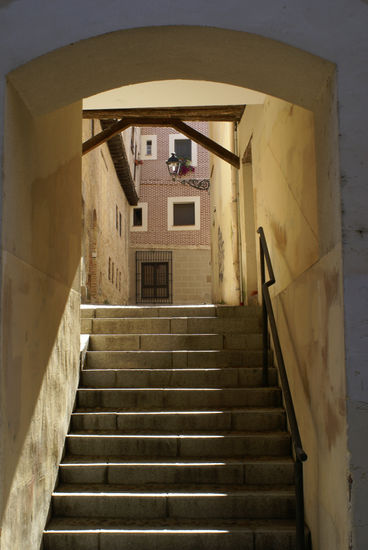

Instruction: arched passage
[1,26,346,550]
[9,26,333,115]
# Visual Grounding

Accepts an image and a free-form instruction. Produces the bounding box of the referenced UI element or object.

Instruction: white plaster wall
[0,2,366,548]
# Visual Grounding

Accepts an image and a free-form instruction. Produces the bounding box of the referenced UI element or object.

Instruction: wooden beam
[83,117,240,169]
[82,117,192,156]
[170,119,240,169]
[83,105,246,122]
[83,116,196,156]
[82,118,134,155]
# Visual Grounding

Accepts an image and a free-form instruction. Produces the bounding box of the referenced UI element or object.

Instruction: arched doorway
[1,26,346,550]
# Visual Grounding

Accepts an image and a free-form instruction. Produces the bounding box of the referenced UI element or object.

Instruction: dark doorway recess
[136,250,172,303]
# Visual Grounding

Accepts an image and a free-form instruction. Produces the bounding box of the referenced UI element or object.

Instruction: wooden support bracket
[169,120,240,169]
[82,118,134,155]
[82,117,240,168]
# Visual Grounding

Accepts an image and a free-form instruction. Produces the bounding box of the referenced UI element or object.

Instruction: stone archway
[9,26,333,115]
[1,26,345,550]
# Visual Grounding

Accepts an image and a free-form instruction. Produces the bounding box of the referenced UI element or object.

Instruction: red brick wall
[131,182,210,246]
[141,123,209,182]
[131,124,210,246]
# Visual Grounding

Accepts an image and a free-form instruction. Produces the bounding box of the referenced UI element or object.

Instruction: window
[140,135,157,160]
[168,196,200,231]
[108,257,111,280]
[169,133,197,166]
[130,202,148,232]
[119,212,122,236]
[175,138,192,161]
[173,202,195,226]
[112,262,114,283]
[133,208,142,226]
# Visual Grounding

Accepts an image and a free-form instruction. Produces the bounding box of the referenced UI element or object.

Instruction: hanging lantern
[166,152,182,180]
[165,152,210,191]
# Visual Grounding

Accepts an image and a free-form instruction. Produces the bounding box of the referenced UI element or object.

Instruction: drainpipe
[234,122,244,305]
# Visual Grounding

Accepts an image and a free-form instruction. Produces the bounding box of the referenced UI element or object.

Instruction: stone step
[76,387,281,410]
[90,306,218,318]
[51,484,295,520]
[85,316,262,335]
[216,306,262,318]
[80,367,277,389]
[45,304,302,550]
[88,333,263,351]
[81,306,96,318]
[86,350,268,369]
[59,458,294,486]
[81,305,261,319]
[88,333,222,351]
[44,518,304,550]
[66,432,291,457]
[71,407,285,433]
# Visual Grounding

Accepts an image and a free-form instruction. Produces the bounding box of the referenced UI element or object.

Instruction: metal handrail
[257,226,308,550]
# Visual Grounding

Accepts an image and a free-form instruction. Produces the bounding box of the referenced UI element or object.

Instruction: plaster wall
[172,248,211,304]
[210,122,240,305]
[0,86,82,549]
[82,120,131,304]
[242,98,319,294]
[84,80,265,109]
[239,152,258,304]
[237,96,347,549]
[0,7,366,548]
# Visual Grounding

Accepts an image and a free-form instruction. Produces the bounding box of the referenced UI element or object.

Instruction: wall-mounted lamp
[166,152,182,179]
[166,152,210,191]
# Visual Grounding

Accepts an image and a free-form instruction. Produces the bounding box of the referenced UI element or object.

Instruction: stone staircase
[43,305,304,550]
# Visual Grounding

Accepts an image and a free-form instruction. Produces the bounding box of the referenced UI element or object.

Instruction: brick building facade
[129,123,212,304]
[81,120,141,304]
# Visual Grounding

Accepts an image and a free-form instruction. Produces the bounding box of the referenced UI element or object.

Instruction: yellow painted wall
[236,96,348,550]
[209,122,240,305]
[238,145,258,304]
[249,99,319,291]
[0,85,81,549]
